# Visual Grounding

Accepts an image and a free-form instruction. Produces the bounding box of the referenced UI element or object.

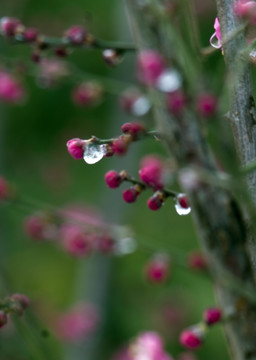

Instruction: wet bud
[175,194,191,216]
[147,191,165,210]
[0,17,21,36]
[66,138,86,159]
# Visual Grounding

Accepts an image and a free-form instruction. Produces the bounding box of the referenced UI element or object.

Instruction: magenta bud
[121,122,146,140]
[104,170,123,188]
[23,28,38,42]
[147,192,165,211]
[196,93,217,117]
[66,138,86,159]
[179,327,203,349]
[137,50,165,86]
[64,25,87,45]
[0,17,21,36]
[203,308,222,325]
[112,136,130,156]
[122,187,140,203]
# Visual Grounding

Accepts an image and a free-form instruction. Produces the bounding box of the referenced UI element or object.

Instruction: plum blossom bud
[72,82,103,107]
[64,25,87,45]
[203,307,222,325]
[188,251,207,270]
[196,93,217,117]
[112,135,131,156]
[139,156,164,189]
[122,186,141,203]
[179,325,205,349]
[137,50,165,86]
[166,90,187,114]
[0,17,21,36]
[175,194,191,216]
[0,176,10,202]
[145,254,170,283]
[60,224,93,257]
[54,303,99,342]
[147,191,165,210]
[24,215,46,239]
[0,311,7,329]
[37,59,69,87]
[0,71,25,104]
[66,138,86,159]
[10,293,30,311]
[133,331,173,360]
[233,0,256,23]
[121,122,146,140]
[23,28,38,42]
[105,170,124,188]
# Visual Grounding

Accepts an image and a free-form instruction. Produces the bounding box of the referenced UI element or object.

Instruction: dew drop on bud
[83,143,107,164]
[131,96,151,116]
[175,194,191,216]
[157,69,182,93]
[114,237,137,256]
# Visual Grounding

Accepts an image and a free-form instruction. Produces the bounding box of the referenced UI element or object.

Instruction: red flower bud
[203,308,222,325]
[105,170,123,188]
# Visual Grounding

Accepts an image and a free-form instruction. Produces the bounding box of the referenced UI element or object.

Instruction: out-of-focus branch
[125,1,256,359]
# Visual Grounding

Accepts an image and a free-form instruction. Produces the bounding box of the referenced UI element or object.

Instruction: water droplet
[157,69,182,93]
[209,32,222,49]
[132,96,151,116]
[114,237,137,256]
[175,194,191,216]
[83,142,107,164]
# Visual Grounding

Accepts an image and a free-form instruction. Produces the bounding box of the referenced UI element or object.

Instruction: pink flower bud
[66,138,86,159]
[105,170,123,188]
[123,187,140,203]
[139,157,164,190]
[121,122,146,140]
[145,254,170,283]
[233,0,256,21]
[196,93,217,117]
[188,251,207,270]
[0,176,10,202]
[166,90,187,114]
[60,224,93,257]
[64,25,87,45]
[97,235,114,253]
[0,310,8,328]
[24,215,46,240]
[137,50,165,86]
[147,191,165,210]
[0,17,21,36]
[11,293,30,310]
[203,308,222,325]
[179,327,203,349]
[23,28,38,42]
[177,195,190,209]
[72,82,102,106]
[0,71,25,104]
[112,136,131,156]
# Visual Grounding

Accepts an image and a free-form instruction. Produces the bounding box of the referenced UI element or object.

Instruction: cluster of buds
[179,307,222,350]
[53,302,99,342]
[0,17,38,42]
[104,156,191,215]
[0,293,30,329]
[24,206,116,257]
[66,121,147,164]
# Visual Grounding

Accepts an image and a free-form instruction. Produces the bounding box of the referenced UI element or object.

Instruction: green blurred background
[0,0,230,359]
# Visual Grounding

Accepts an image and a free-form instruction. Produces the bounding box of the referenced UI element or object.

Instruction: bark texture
[125,1,256,359]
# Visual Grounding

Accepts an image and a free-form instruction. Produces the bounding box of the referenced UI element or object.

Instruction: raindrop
[209,32,222,49]
[132,96,151,116]
[114,237,137,256]
[157,69,182,93]
[174,194,191,216]
[83,142,107,164]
